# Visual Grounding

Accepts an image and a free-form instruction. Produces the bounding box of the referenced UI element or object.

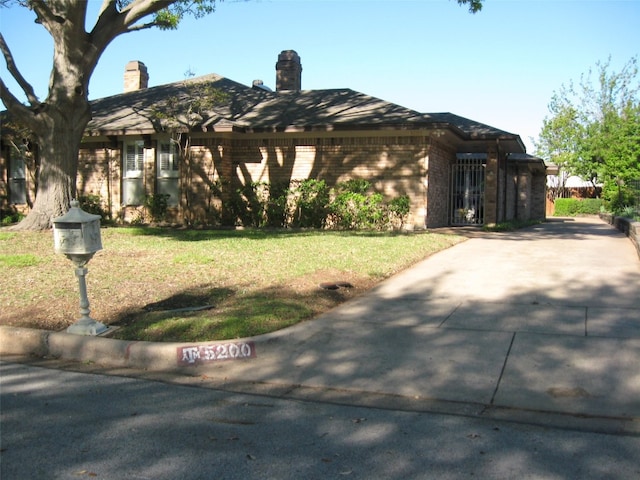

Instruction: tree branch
[0,77,39,130]
[28,0,66,32]
[0,32,40,106]
[119,0,173,27]
[91,0,172,52]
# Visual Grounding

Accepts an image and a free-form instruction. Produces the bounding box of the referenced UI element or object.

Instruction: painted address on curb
[178,342,256,366]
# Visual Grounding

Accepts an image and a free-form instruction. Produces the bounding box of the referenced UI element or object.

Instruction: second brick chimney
[124,61,149,93]
[275,50,302,92]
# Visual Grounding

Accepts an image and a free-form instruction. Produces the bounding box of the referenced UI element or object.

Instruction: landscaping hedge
[553,198,603,216]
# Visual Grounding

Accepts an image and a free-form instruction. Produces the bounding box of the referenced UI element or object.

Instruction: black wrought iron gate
[450,154,486,225]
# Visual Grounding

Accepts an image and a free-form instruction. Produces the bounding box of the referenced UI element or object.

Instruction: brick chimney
[124,61,149,93]
[275,50,302,92]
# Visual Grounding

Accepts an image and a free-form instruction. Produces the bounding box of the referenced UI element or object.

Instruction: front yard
[0,228,464,342]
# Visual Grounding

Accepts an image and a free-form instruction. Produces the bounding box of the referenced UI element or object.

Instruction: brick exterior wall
[0,142,36,217]
[425,141,453,228]
[231,135,431,229]
[505,163,517,222]
[530,170,547,220]
[73,134,436,228]
[0,145,8,212]
[484,145,499,225]
[6,131,545,229]
[503,161,547,223]
[517,166,532,219]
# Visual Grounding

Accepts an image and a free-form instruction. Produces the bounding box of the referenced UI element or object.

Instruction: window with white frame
[156,141,179,206]
[124,141,144,178]
[122,140,145,205]
[158,141,179,176]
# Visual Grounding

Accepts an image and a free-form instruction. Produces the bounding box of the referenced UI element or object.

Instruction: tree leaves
[535,56,640,206]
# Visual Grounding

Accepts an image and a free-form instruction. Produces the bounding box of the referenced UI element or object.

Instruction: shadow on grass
[110,283,352,343]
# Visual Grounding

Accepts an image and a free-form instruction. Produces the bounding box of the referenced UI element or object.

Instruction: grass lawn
[0,227,464,342]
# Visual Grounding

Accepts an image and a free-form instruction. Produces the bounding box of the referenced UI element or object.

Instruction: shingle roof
[85,72,524,151]
[423,112,519,139]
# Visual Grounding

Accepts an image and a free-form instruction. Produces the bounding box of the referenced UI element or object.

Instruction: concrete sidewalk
[2,217,640,431]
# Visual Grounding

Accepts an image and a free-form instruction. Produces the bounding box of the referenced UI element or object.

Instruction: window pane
[9,179,26,204]
[125,142,144,176]
[9,156,26,179]
[158,143,178,177]
[157,178,179,206]
[123,178,144,206]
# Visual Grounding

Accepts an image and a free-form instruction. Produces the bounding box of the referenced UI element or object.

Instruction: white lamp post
[52,200,108,336]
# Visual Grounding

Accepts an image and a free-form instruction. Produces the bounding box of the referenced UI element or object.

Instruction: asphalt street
[2,360,640,480]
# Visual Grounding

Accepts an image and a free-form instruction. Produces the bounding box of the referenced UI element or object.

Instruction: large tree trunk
[11,87,92,231]
[8,3,96,231]
[13,110,89,230]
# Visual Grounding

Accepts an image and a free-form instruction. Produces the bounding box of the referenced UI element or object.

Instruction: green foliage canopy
[536,57,640,207]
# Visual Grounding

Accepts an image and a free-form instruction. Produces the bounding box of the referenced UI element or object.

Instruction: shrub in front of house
[79,194,110,221]
[228,182,270,227]
[554,198,603,216]
[329,190,385,229]
[290,179,330,228]
[144,193,171,223]
[327,180,410,230]
[226,179,409,230]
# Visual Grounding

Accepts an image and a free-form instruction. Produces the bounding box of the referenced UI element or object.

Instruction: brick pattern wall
[74,134,545,229]
[503,162,547,223]
[530,170,547,220]
[425,141,453,228]
[516,166,532,219]
[231,136,430,228]
[484,145,499,225]
[505,163,517,221]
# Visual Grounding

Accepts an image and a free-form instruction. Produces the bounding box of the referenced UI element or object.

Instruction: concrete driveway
[198,216,640,429]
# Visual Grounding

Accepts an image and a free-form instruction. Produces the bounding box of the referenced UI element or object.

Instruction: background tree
[1,0,483,231]
[535,57,640,209]
[535,96,583,200]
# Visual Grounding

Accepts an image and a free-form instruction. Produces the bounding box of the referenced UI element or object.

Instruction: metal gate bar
[450,154,486,225]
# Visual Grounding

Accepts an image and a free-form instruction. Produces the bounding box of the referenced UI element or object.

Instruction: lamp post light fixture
[52,200,108,336]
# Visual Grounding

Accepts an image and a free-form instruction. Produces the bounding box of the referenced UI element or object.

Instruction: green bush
[329,180,389,230]
[291,179,330,228]
[553,198,603,216]
[79,194,110,222]
[0,209,25,226]
[144,193,170,223]
[388,195,410,228]
[264,183,289,228]
[619,206,639,219]
[228,182,267,227]
[227,179,410,230]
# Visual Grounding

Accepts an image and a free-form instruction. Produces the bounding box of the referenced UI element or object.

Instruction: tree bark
[12,104,90,230]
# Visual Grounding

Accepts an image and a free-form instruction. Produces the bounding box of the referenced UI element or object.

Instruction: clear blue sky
[1,0,639,153]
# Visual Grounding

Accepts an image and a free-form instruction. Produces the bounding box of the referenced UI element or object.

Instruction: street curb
[0,326,259,371]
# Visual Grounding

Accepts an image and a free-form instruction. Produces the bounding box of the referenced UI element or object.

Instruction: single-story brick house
[1,50,549,228]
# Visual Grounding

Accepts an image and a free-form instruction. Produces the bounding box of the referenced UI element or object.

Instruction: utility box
[53,200,102,257]
[52,200,107,336]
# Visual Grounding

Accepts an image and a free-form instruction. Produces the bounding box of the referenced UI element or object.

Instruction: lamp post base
[66,319,109,336]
